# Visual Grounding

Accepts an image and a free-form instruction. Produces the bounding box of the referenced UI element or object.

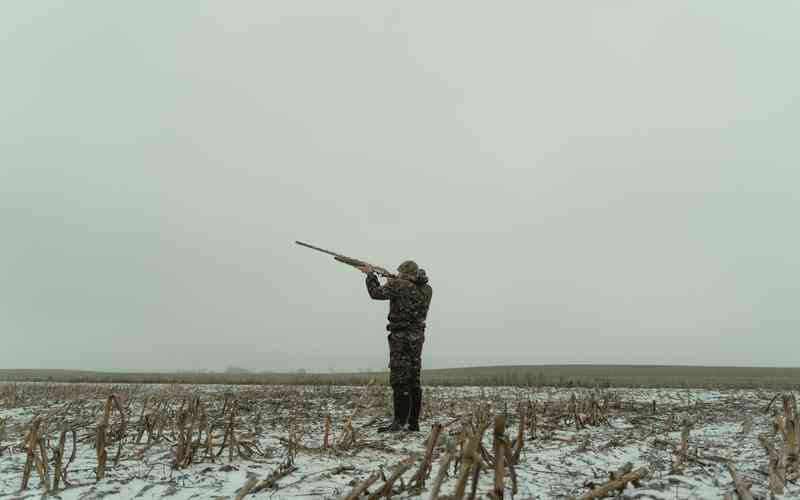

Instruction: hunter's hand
[357,265,371,274]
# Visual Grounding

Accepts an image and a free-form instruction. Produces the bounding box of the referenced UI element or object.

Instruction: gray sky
[2,2,798,372]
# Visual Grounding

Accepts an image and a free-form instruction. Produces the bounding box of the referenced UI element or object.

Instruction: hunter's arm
[366,272,395,300]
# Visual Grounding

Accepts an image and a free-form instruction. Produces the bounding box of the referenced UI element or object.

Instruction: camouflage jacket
[366,272,432,332]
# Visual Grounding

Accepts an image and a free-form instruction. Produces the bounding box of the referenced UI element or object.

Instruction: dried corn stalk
[96,394,126,481]
[21,417,49,491]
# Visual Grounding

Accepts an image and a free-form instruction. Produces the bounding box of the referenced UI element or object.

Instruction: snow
[0,383,796,499]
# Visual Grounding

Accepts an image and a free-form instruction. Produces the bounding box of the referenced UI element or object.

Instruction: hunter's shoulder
[388,277,430,294]
[387,277,416,289]
[391,278,432,297]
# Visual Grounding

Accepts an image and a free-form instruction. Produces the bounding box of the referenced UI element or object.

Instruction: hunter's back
[386,277,431,331]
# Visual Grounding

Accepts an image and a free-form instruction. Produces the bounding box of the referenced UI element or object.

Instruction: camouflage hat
[397,260,419,279]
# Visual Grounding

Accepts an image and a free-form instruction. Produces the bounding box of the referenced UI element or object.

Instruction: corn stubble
[2,382,799,498]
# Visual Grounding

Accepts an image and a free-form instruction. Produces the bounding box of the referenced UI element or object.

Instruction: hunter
[358,260,432,432]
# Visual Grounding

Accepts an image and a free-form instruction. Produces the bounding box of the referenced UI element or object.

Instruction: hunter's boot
[407,387,422,431]
[378,389,409,432]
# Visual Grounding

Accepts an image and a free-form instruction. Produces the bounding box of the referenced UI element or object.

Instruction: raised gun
[295,241,397,279]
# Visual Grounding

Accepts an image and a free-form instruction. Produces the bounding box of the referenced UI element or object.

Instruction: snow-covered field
[0,382,796,499]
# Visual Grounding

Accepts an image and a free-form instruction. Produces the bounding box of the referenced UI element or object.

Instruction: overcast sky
[2,2,798,372]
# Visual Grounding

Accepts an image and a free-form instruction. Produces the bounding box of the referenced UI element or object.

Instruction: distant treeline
[1,365,798,389]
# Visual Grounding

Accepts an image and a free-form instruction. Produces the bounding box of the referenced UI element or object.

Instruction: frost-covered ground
[0,383,796,499]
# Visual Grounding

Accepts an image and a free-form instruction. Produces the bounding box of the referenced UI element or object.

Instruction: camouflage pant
[387,329,424,391]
